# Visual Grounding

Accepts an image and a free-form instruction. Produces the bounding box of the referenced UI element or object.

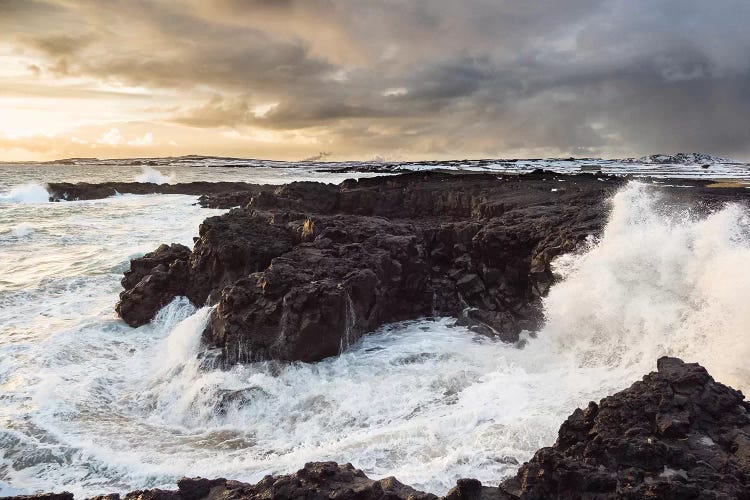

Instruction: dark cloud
[2,0,750,159]
[0,0,61,19]
[21,34,92,57]
[172,95,255,128]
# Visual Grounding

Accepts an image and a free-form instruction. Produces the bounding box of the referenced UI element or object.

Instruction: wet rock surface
[502,357,750,499]
[116,243,192,327]
[116,171,626,363]
[1,495,74,500]
[114,171,750,364]
[46,181,273,206]
[6,359,747,499]
[1,463,438,500]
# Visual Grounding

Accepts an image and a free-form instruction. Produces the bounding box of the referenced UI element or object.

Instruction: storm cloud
[1,0,749,160]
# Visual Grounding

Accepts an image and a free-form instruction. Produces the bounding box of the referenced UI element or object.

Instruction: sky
[1,0,749,162]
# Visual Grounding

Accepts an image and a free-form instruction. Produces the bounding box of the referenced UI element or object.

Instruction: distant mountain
[625,153,739,165]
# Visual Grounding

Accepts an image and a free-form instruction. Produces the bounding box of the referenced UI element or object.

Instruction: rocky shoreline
[18,171,749,499]
[6,358,748,499]
[109,171,749,365]
[46,181,274,205]
[114,171,627,363]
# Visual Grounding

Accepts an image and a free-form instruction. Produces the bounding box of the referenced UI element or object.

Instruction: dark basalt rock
[116,243,191,327]
[80,463,438,500]
[187,211,295,306]
[0,494,74,500]
[444,478,512,499]
[117,171,625,363]
[208,214,435,362]
[502,357,750,499]
[210,462,437,499]
[46,181,273,205]
[115,171,750,365]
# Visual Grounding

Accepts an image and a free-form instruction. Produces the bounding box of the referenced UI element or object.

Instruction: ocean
[1,159,749,496]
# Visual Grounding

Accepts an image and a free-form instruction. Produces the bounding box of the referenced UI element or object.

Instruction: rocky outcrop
[502,357,750,499]
[3,463,439,500]
[116,244,191,327]
[117,171,624,363]
[209,215,436,362]
[115,171,750,365]
[46,181,273,204]
[1,495,74,500]
[116,211,297,329]
[171,462,438,500]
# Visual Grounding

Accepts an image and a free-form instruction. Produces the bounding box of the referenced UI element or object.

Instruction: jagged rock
[444,478,512,499]
[227,462,437,499]
[120,243,191,291]
[74,462,438,500]
[116,171,626,363]
[116,172,750,364]
[502,357,750,499]
[0,494,73,500]
[116,243,191,327]
[45,181,277,204]
[187,211,295,306]
[213,387,269,415]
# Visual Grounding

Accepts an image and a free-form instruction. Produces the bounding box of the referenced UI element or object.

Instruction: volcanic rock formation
[112,171,750,365]
[502,357,750,499]
[115,171,623,364]
[46,181,273,204]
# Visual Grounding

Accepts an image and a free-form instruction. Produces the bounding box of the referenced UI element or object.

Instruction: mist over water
[0,181,748,496]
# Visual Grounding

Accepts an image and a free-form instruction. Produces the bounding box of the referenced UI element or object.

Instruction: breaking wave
[135,167,173,184]
[0,184,50,204]
[543,182,750,391]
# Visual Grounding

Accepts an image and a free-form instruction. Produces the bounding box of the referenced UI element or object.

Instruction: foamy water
[134,166,174,184]
[0,180,748,497]
[544,183,750,391]
[0,184,51,204]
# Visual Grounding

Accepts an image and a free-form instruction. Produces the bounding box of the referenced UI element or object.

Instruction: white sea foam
[2,223,36,238]
[13,224,35,237]
[135,166,173,184]
[0,182,748,497]
[0,184,50,204]
[543,182,750,391]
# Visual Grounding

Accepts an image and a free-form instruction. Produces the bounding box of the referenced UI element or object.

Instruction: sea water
[0,166,748,496]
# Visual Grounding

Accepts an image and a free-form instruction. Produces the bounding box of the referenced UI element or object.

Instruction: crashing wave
[134,166,174,184]
[0,184,50,203]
